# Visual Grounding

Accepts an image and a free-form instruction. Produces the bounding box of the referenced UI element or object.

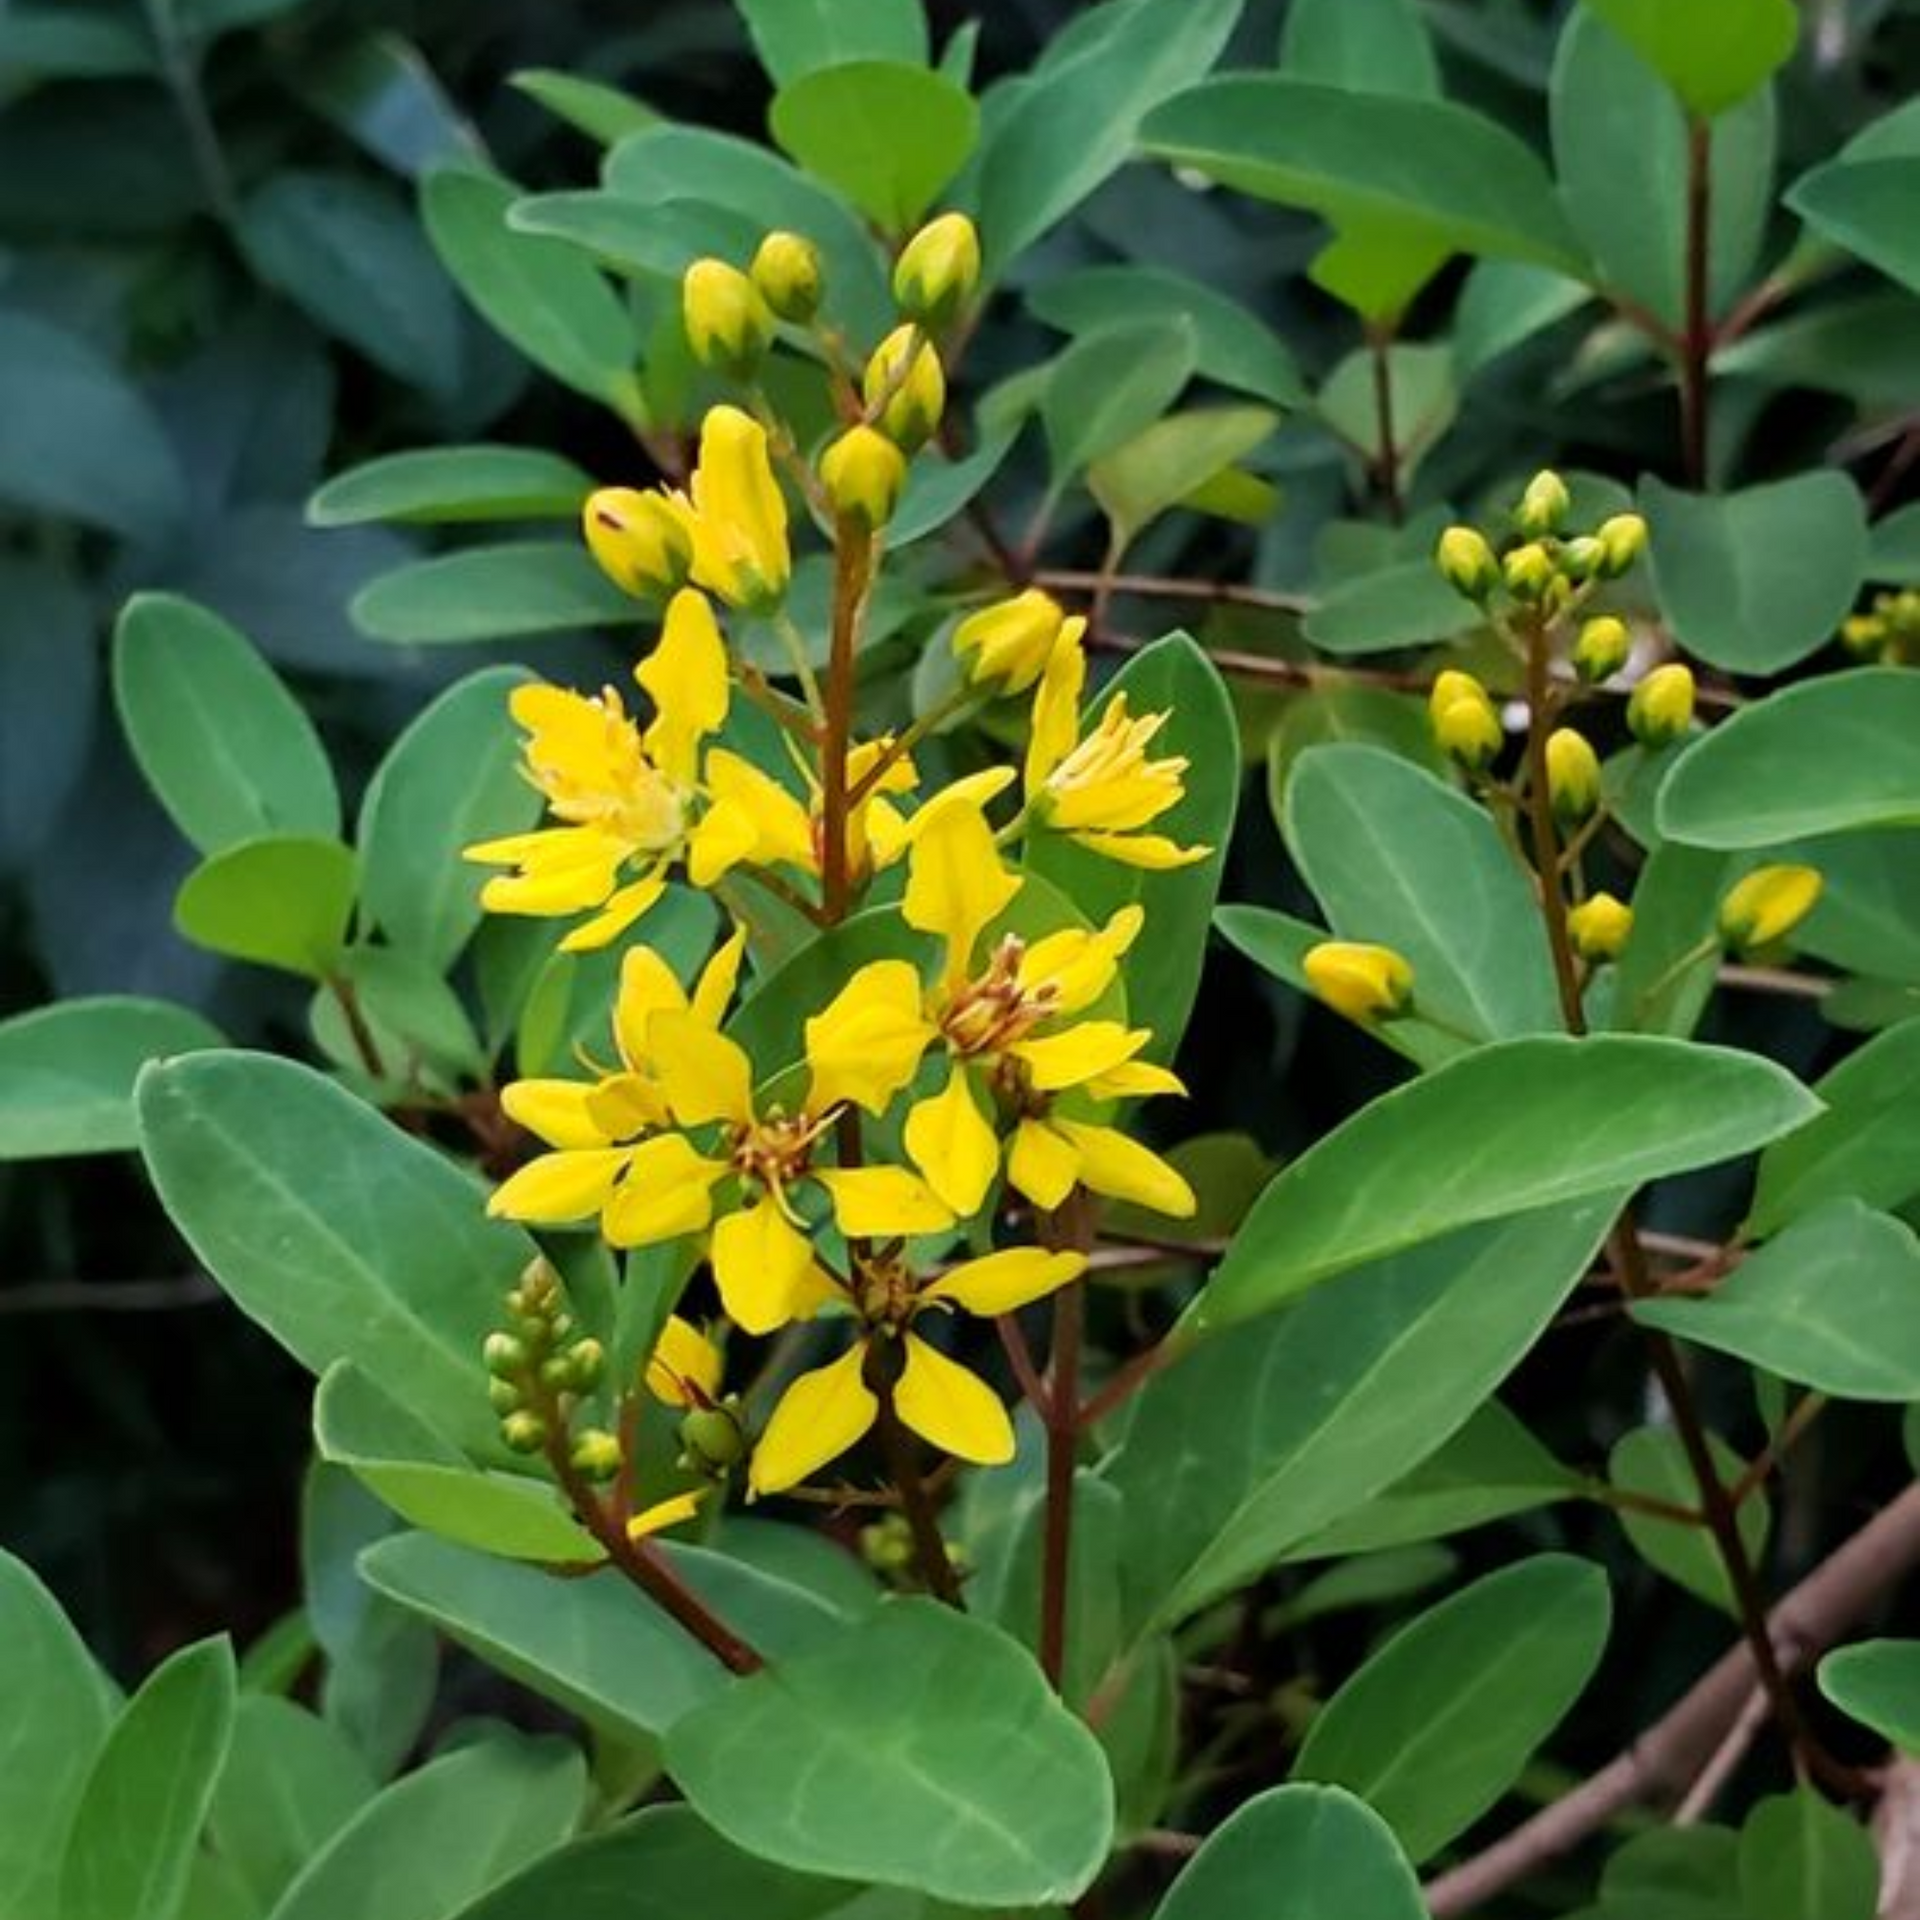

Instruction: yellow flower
[1573,616,1631,683]
[1515,469,1571,539]
[1429,669,1503,771]
[1023,635,1207,870]
[819,424,907,532]
[1303,940,1414,1023]
[1568,892,1634,964]
[1596,512,1649,577]
[1719,865,1823,955]
[645,1314,725,1408]
[952,590,1075,695]
[748,1245,1085,1498]
[1436,525,1499,601]
[663,405,791,612]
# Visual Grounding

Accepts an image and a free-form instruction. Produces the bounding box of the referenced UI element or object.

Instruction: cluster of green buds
[483,1258,618,1481]
[1436,470,1648,618]
[1842,587,1920,664]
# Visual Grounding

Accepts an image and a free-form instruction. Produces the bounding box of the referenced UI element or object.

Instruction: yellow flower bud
[1428,669,1503,771]
[1568,892,1634,964]
[1596,513,1649,578]
[864,325,946,452]
[1573,615,1631,683]
[892,211,980,326]
[819,424,907,531]
[952,588,1071,694]
[1546,727,1603,826]
[682,257,774,376]
[1303,940,1414,1024]
[501,1410,548,1455]
[1626,663,1695,747]
[750,229,824,324]
[1718,864,1823,956]
[1515,469,1571,539]
[570,1428,624,1483]
[1559,536,1605,582]
[582,486,694,600]
[1436,524,1500,601]
[1503,541,1557,603]
[1841,613,1886,656]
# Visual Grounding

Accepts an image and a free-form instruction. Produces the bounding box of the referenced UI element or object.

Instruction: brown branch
[1031,569,1311,616]
[1680,116,1714,487]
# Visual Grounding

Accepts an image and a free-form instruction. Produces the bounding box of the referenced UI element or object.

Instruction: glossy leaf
[1294,1556,1610,1861]
[113,593,339,855]
[734,0,928,86]
[1089,406,1279,553]
[1610,1425,1766,1614]
[1819,1640,1920,1752]
[173,836,357,979]
[1280,0,1438,95]
[1197,1036,1815,1329]
[1303,562,1479,656]
[353,542,635,644]
[1583,0,1798,119]
[308,446,593,527]
[1738,1790,1879,1920]
[1791,155,1920,299]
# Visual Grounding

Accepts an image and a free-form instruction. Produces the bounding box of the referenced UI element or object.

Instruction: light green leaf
[1153,1785,1425,1920]
[1280,0,1439,95]
[1582,0,1798,119]
[769,61,976,231]
[59,1639,236,1920]
[0,998,223,1161]
[1644,474,1867,674]
[1294,1556,1609,1862]
[308,447,594,528]
[353,543,635,644]
[1738,1790,1879,1920]
[1041,320,1196,491]
[136,1051,532,1455]
[734,0,928,86]
[510,68,658,145]
[664,1599,1113,1907]
[1089,406,1279,553]
[1819,1640,1920,1752]
[114,593,339,856]
[1656,669,1920,847]
[173,837,357,980]
[1635,1202,1920,1401]
[1302,561,1480,656]
[1105,1201,1616,1627]
[1610,1425,1766,1614]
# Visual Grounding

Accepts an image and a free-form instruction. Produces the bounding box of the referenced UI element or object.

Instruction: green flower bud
[863,325,945,453]
[1558,535,1606,583]
[1568,892,1634,964]
[567,1338,606,1391]
[1545,727,1603,827]
[1626,663,1695,747]
[680,1402,747,1474]
[484,1332,526,1379]
[538,1353,576,1393]
[1503,541,1558,603]
[501,1410,548,1455]
[892,212,980,327]
[819,423,908,531]
[570,1428,624,1483]
[683,257,774,377]
[750,229,825,324]
[1596,513,1649,578]
[1573,615,1632,683]
[1435,525,1500,601]
[488,1377,523,1415]
[1515,469,1571,539]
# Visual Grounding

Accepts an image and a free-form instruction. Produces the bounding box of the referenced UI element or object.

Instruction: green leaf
[1738,1790,1879,1920]
[422,167,642,416]
[308,447,594,527]
[1141,78,1581,278]
[511,68,660,146]
[0,559,93,864]
[290,31,477,179]
[59,1639,237,1920]
[1870,503,1920,586]
[114,593,339,856]
[136,1051,533,1455]
[312,948,485,1085]
[1294,1556,1609,1862]
[0,998,223,1161]
[734,0,928,85]
[1608,843,1737,1038]
[1153,1785,1425,1920]
[1317,342,1458,478]
[1551,12,1776,332]
[0,1551,115,1920]
[1204,1035,1811,1330]
[769,61,976,231]
[1635,1202,1920,1401]
[1105,1201,1616,1627]
[1819,1640,1920,1752]
[1089,406,1279,554]
[1609,1425,1766,1614]
[360,1531,845,1740]
[269,1735,584,1920]
[353,543,636,644]
[1453,260,1591,376]
[1643,475,1867,674]
[358,668,541,969]
[1041,320,1196,491]
[1582,0,1797,118]
[1283,740,1561,1042]
[1302,561,1480,656]
[1657,669,1920,847]
[1280,0,1439,95]
[174,836,358,979]
[314,1364,600,1563]
[239,171,462,396]
[663,1599,1112,1907]
[1791,155,1920,300]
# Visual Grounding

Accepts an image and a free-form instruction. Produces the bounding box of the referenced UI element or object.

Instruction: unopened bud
[1596,513,1649,578]
[1436,525,1500,602]
[570,1428,624,1482]
[953,588,1070,694]
[484,1332,526,1379]
[1841,613,1885,655]
[864,325,945,452]
[1626,663,1695,747]
[1504,541,1558,603]
[1568,892,1634,964]
[683,257,774,377]
[680,1402,748,1474]
[1515,469,1571,539]
[582,488,694,601]
[751,229,824,324]
[1428,669,1503,772]
[488,1378,523,1415]
[820,424,907,531]
[892,212,980,327]
[1546,727,1603,826]
[501,1410,548,1455]
[1303,940,1414,1024]
[567,1338,606,1391]
[1573,615,1631,683]
[1719,864,1823,956]
[1559,536,1606,583]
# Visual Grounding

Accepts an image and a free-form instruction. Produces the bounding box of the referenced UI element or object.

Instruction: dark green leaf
[1280,0,1439,94]
[511,68,660,145]
[0,559,93,866]
[1303,562,1480,656]
[1041,320,1196,490]
[734,0,928,85]
[1610,1425,1766,1613]
[1738,1790,1879,1920]
[308,447,594,527]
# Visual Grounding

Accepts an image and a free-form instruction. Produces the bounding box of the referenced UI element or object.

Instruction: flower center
[727,1106,822,1193]
[940,934,1057,1058]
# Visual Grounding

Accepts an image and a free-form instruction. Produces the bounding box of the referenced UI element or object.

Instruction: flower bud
[501,1410,548,1455]
[484,1332,526,1379]
[1303,940,1414,1024]
[953,588,1070,694]
[1596,513,1649,578]
[1568,892,1634,964]
[682,257,774,377]
[1573,615,1631,683]
[1515,469,1571,539]
[567,1337,606,1391]
[1436,525,1500,602]
[570,1428,624,1483]
[819,424,907,531]
[1719,864,1823,956]
[864,325,945,452]
[582,487,693,601]
[1503,541,1557,603]
[1559,536,1606,583]
[1841,612,1885,656]
[750,229,824,324]
[488,1378,523,1415]
[892,212,980,327]
[1546,727,1603,826]
[538,1353,576,1393]
[1428,669,1503,772]
[1626,663,1695,747]
[680,1403,748,1474]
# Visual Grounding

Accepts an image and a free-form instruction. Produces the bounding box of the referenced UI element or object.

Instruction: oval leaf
[353,543,635,645]
[307,446,594,528]
[173,835,357,979]
[1819,1641,1920,1753]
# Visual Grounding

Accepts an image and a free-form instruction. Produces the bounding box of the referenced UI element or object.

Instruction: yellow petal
[804,960,936,1116]
[1023,622,1087,794]
[499,1079,615,1150]
[902,793,1022,981]
[692,927,748,1029]
[584,1072,669,1138]
[748,1344,877,1497]
[628,1489,707,1539]
[922,1247,1085,1316]
[1085,1059,1187,1101]
[1011,1021,1145,1093]
[904,1065,1000,1217]
[815,1166,955,1238]
[1070,830,1208,870]
[558,872,667,952]
[601,1134,724,1245]
[689,405,791,610]
[1006,1117,1081,1211]
[645,1314,723,1407]
[1052,1118,1196,1218]
[488,1148,627,1223]
[637,587,729,785]
[711,1197,817,1336]
[687,795,763,889]
[649,1010,756,1126]
[702,750,815,871]
[1019,905,1143,1015]
[615,945,692,1068]
[894,1334,1014,1466]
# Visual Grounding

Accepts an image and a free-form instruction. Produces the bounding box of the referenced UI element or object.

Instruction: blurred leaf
[511,68,660,145]
[1317,343,1457,478]
[890,426,1018,548]
[1453,261,1590,376]
[1870,504,1920,585]
[734,0,928,85]
[1819,1641,1920,1752]
[1716,294,1920,409]
[1609,1425,1766,1613]
[308,446,593,528]
[0,558,94,867]
[0,3,152,75]
[114,593,339,856]
[1303,562,1478,655]
[1294,1556,1610,1861]
[310,947,484,1085]
[769,61,977,231]
[352,543,634,644]
[1643,474,1866,674]
[1789,155,1920,299]
[1041,319,1195,491]
[1280,0,1439,93]
[1738,1790,1879,1920]
[1090,406,1279,553]
[293,33,480,180]
[1582,0,1797,119]
[1609,842,1735,1038]
[173,836,357,979]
